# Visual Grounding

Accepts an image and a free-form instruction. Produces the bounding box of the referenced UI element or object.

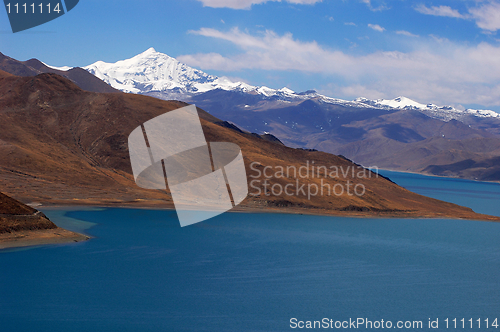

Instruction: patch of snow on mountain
[466,109,500,118]
[42,62,72,71]
[375,96,427,109]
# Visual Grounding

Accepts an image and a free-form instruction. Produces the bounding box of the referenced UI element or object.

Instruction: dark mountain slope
[0,190,88,249]
[0,52,119,93]
[0,191,55,234]
[189,90,500,181]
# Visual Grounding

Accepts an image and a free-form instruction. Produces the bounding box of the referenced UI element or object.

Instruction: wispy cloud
[415,2,500,32]
[179,27,500,106]
[361,0,389,12]
[344,22,357,26]
[196,0,321,9]
[368,24,385,32]
[396,30,419,37]
[469,1,500,32]
[415,4,465,18]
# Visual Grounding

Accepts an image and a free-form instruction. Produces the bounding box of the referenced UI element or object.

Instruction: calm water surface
[1,171,500,331]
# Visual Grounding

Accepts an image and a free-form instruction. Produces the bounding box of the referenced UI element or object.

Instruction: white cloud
[415,4,465,18]
[344,22,357,26]
[179,28,500,106]
[396,30,419,37]
[415,2,500,32]
[329,84,385,100]
[368,24,385,32]
[361,0,389,12]
[196,0,321,9]
[469,1,500,32]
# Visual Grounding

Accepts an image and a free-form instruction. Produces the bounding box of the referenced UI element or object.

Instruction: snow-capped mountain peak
[142,47,157,55]
[355,96,500,120]
[355,96,431,110]
[84,48,302,98]
[81,48,350,103]
[83,48,218,94]
[377,96,427,109]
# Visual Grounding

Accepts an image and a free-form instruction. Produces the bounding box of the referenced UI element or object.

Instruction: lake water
[1,171,500,331]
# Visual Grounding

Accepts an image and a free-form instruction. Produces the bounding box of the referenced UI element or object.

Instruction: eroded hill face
[0,192,56,234]
[0,191,36,215]
[0,72,497,221]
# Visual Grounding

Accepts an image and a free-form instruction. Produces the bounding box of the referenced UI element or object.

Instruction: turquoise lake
[1,171,500,331]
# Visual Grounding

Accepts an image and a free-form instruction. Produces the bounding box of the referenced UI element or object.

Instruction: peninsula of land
[0,192,88,249]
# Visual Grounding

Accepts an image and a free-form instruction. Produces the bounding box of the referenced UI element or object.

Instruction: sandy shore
[0,228,90,250]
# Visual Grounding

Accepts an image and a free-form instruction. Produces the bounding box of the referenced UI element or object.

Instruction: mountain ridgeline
[0,68,497,221]
[79,48,500,182]
[0,52,119,93]
[3,49,500,182]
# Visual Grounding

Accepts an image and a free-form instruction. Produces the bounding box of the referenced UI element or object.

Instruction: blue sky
[1,0,500,110]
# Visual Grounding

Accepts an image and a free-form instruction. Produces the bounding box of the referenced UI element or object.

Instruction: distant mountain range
[80,48,500,121]
[356,96,500,121]
[5,49,500,181]
[1,68,491,221]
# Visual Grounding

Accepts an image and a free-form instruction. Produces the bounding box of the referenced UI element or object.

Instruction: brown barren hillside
[0,191,88,249]
[0,72,498,221]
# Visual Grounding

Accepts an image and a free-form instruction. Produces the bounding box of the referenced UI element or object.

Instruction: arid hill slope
[0,71,497,221]
[0,191,55,233]
[0,190,89,249]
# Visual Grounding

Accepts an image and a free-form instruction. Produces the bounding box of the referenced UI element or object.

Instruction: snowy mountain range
[81,48,367,107]
[355,96,500,121]
[48,47,499,121]
[48,47,498,121]
[40,48,500,181]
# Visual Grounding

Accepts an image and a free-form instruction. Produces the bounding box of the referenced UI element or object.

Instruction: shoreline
[3,168,500,251]
[39,199,500,221]
[0,228,90,250]
[2,200,499,251]
[377,168,500,185]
